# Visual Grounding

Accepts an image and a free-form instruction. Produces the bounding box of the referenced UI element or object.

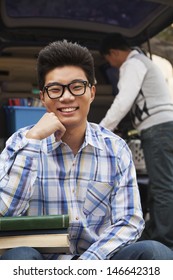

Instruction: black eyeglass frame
[43,80,92,99]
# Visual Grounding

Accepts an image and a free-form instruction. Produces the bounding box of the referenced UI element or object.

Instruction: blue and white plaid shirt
[0,122,144,260]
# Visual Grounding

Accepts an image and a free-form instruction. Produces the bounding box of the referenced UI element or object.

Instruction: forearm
[100,58,147,131]
[100,94,132,130]
[0,137,41,216]
[79,211,144,260]
[80,145,144,260]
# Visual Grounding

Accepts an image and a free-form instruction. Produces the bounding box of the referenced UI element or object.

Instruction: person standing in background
[99,32,173,249]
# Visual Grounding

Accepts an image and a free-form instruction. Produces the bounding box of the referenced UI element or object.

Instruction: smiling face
[40,65,95,131]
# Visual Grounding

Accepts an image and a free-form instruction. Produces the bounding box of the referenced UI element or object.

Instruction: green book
[0,214,69,231]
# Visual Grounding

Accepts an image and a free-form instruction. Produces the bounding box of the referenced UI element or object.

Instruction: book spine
[0,214,69,231]
[0,229,68,236]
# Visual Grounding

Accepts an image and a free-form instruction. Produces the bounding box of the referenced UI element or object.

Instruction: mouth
[58,107,79,113]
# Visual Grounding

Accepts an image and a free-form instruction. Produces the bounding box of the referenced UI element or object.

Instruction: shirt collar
[42,122,104,154]
[42,133,62,154]
[84,122,104,151]
[127,49,140,59]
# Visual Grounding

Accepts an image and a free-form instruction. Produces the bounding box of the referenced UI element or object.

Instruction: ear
[40,90,46,106]
[110,49,119,57]
[90,85,96,103]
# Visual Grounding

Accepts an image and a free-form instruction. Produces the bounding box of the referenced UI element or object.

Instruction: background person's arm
[100,58,147,130]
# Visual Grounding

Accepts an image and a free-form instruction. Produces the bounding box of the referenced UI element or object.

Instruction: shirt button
[76,216,79,220]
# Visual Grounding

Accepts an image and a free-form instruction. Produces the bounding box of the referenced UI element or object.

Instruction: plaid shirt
[0,122,144,260]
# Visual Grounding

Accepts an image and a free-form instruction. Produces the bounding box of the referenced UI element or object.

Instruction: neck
[123,49,132,60]
[62,124,87,155]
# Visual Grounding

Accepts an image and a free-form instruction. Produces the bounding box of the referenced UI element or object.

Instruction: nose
[58,87,75,101]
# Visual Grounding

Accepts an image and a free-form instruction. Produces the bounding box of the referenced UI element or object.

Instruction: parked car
[0,0,172,141]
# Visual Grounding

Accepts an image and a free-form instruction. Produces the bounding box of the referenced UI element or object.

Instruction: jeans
[1,241,173,260]
[0,247,43,260]
[140,121,173,248]
[111,240,173,260]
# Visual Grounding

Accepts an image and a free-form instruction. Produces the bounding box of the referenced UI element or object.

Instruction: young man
[0,40,173,260]
[99,33,173,249]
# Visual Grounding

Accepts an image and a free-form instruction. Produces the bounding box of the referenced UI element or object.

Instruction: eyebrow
[45,79,87,87]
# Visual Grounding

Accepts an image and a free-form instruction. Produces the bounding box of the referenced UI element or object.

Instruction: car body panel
[0,0,173,47]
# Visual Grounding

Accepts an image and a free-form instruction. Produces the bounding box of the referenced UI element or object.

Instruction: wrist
[26,130,43,140]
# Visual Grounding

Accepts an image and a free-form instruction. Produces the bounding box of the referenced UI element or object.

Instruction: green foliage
[156,25,173,42]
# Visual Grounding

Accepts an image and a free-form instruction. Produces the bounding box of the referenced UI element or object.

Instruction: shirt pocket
[83,181,113,217]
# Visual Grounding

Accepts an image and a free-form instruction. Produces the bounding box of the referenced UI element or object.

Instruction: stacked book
[8,97,43,107]
[0,214,69,254]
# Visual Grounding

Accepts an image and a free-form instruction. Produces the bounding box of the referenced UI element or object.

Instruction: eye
[71,82,84,91]
[48,86,62,93]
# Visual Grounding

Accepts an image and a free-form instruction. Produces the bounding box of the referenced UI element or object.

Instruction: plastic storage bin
[5,106,46,135]
[128,139,146,172]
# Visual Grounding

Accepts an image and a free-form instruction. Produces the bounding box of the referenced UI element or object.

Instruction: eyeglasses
[43,80,91,99]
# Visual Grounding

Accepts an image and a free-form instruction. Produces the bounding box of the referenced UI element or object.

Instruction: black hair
[37,40,95,90]
[100,33,131,55]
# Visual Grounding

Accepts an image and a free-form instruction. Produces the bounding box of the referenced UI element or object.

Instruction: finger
[54,130,65,141]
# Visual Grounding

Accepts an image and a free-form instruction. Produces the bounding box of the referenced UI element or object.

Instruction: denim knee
[1,247,43,260]
[143,240,173,260]
[111,240,173,260]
